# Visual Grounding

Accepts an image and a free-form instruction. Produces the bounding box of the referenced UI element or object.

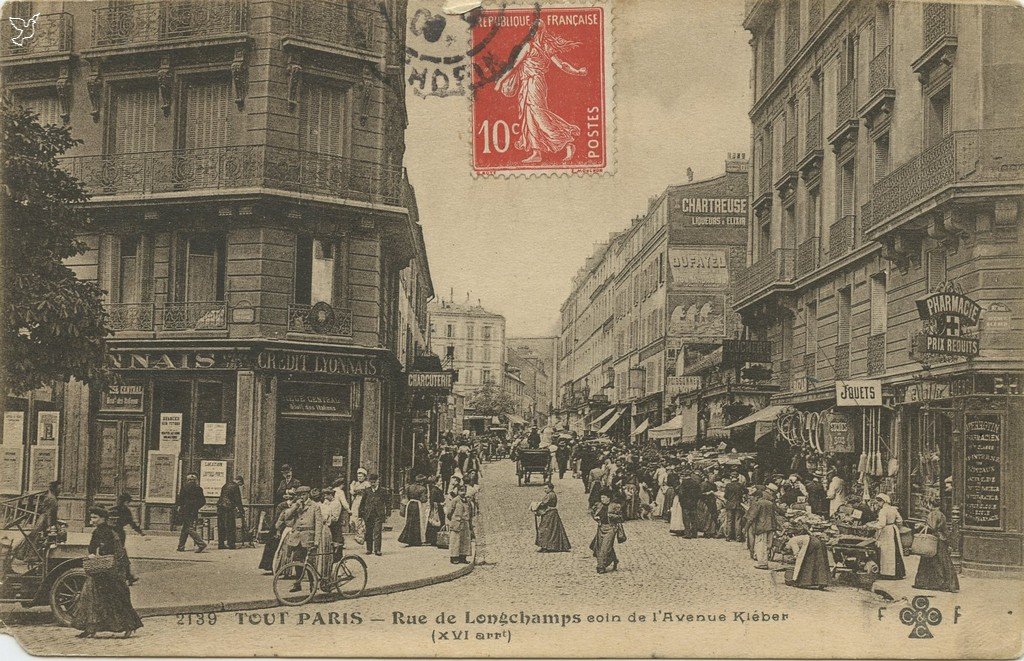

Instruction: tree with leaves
[1,97,109,395]
[468,382,517,418]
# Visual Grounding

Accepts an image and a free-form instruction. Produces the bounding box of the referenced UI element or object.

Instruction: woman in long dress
[493,21,587,164]
[425,478,445,546]
[71,507,142,638]
[445,485,474,564]
[913,503,959,592]
[826,473,846,517]
[668,489,686,536]
[786,531,831,589]
[259,498,289,573]
[871,493,906,579]
[349,468,370,542]
[398,476,429,546]
[535,483,571,552]
[589,491,622,573]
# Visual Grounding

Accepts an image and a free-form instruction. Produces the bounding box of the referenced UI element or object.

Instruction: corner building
[1,0,425,528]
[741,0,1023,573]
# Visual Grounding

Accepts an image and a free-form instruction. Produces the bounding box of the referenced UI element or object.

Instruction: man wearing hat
[284,486,321,590]
[217,475,245,549]
[744,483,784,569]
[275,464,301,504]
[174,474,208,553]
[359,474,390,556]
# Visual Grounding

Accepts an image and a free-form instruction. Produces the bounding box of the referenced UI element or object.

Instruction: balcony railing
[289,0,378,52]
[828,214,855,260]
[91,1,248,49]
[805,112,822,156]
[796,235,819,277]
[782,136,798,174]
[785,27,799,63]
[61,145,405,206]
[0,12,72,58]
[923,3,955,51]
[757,159,773,198]
[734,248,796,303]
[835,342,850,380]
[288,303,354,337]
[803,352,816,381]
[162,302,227,331]
[867,334,886,376]
[106,303,156,331]
[836,79,856,128]
[869,45,892,97]
[869,128,1024,232]
[808,0,823,32]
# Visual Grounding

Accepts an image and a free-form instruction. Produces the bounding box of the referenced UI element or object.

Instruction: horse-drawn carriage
[516,449,552,485]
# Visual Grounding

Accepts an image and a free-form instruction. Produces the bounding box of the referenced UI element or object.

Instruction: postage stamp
[470,4,613,176]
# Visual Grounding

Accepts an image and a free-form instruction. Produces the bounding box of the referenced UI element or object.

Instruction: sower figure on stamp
[494,21,587,163]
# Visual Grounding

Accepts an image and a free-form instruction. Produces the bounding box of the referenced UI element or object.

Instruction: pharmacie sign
[915,289,982,358]
[835,380,882,407]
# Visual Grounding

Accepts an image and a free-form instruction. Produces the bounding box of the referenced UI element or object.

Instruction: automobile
[0,521,89,626]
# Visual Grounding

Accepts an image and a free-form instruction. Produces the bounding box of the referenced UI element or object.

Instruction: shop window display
[908,409,953,520]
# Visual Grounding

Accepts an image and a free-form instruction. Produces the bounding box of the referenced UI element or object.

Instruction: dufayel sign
[913,283,982,361]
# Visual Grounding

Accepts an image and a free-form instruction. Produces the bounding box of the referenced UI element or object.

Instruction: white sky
[405,1,752,337]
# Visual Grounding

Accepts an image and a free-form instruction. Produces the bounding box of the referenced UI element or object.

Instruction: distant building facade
[427,299,506,398]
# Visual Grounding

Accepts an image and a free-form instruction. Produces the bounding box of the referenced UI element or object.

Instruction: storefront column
[60,379,90,525]
[360,379,381,474]
[255,374,277,505]
[234,371,256,502]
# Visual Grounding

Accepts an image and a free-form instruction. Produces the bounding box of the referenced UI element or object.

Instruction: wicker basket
[910,533,938,558]
[83,554,118,576]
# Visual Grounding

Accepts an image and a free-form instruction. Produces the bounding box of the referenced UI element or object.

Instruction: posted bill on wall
[1,1,1023,660]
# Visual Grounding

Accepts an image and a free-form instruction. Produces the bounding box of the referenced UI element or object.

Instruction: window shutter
[333,238,348,308]
[870,274,887,335]
[300,82,346,156]
[874,136,890,182]
[940,95,952,137]
[113,87,158,154]
[294,236,313,305]
[139,233,153,302]
[185,79,229,150]
[838,288,852,343]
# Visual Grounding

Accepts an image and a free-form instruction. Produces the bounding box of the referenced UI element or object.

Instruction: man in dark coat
[723,474,746,541]
[555,443,570,479]
[174,474,208,552]
[527,427,541,449]
[806,477,829,517]
[217,475,245,549]
[359,474,390,556]
[275,464,301,504]
[677,471,702,538]
[438,449,456,494]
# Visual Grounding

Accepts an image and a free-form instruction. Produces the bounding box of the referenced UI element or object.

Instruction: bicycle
[272,545,368,606]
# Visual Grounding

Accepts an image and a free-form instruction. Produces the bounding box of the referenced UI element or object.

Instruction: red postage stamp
[470,4,613,176]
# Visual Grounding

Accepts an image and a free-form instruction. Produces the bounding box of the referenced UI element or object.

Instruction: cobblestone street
[4,461,1020,658]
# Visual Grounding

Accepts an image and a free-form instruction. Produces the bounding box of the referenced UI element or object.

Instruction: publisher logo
[899,596,942,639]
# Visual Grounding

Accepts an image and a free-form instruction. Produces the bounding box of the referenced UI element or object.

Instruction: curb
[135,562,474,618]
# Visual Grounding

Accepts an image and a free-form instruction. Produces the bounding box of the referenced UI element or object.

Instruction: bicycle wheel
[333,555,368,599]
[273,562,318,606]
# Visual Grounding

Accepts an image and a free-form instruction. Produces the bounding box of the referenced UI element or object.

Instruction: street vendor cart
[516,449,552,485]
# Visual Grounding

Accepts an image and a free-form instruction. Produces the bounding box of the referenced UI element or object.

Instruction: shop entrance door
[92,419,145,501]
[909,408,954,520]
[275,419,350,489]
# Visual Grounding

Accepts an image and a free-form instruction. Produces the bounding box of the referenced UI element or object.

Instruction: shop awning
[597,408,625,434]
[649,408,699,445]
[723,405,787,430]
[590,407,616,428]
[506,413,527,425]
[631,419,650,436]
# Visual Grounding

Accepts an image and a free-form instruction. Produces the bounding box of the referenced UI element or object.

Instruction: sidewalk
[60,526,472,618]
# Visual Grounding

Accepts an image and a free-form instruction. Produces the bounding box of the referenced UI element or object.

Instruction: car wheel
[49,568,87,627]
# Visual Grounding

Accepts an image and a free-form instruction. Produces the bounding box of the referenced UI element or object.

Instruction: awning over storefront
[506,413,527,425]
[722,405,786,437]
[597,408,625,434]
[649,408,699,445]
[590,407,617,429]
[631,419,650,436]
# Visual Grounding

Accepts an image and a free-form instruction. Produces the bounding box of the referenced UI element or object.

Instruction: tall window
[482,326,492,340]
[446,324,453,338]
[12,90,61,127]
[838,286,852,345]
[783,203,797,250]
[838,158,856,218]
[300,80,348,156]
[926,249,947,291]
[483,346,491,362]
[466,324,474,339]
[926,86,952,148]
[182,78,229,150]
[806,300,818,353]
[807,186,821,238]
[109,86,158,154]
[185,234,225,302]
[873,133,891,182]
[482,370,493,385]
[466,346,474,361]
[759,218,772,258]
[870,272,887,335]
[119,236,141,303]
[445,345,454,360]
[294,237,341,306]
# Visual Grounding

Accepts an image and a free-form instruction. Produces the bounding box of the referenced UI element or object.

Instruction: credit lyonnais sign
[914,288,982,359]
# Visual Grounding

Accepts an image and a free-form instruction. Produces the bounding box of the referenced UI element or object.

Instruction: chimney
[725,152,749,173]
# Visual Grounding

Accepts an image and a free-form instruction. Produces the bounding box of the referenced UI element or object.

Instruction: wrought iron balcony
[923,3,955,52]
[162,302,227,331]
[828,214,855,261]
[834,343,850,380]
[0,12,73,59]
[105,303,155,332]
[869,45,892,99]
[785,27,799,63]
[868,128,1024,234]
[288,303,354,337]
[867,334,886,376]
[796,235,819,277]
[805,113,822,156]
[91,1,248,49]
[61,145,405,207]
[288,0,378,53]
[756,158,773,202]
[836,79,856,128]
[808,0,823,32]
[734,248,796,304]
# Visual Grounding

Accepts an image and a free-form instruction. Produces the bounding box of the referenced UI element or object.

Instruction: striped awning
[597,408,625,434]
[631,419,650,436]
